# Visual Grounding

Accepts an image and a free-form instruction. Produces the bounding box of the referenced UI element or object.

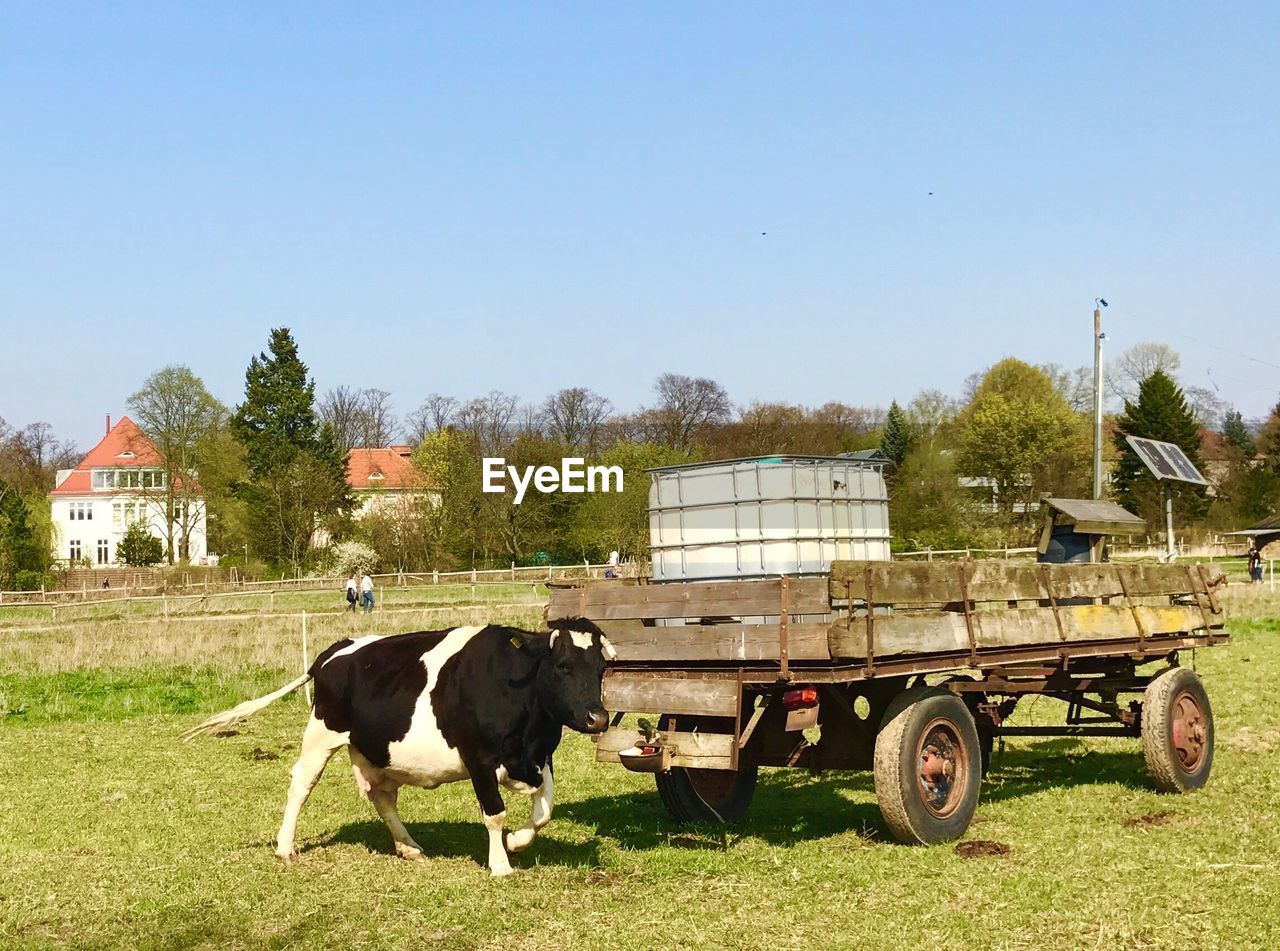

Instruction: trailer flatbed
[547,559,1226,843]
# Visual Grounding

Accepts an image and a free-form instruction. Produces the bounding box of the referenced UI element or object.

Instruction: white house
[50,415,209,566]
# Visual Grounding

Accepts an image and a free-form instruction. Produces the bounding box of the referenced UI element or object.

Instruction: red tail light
[782,688,818,709]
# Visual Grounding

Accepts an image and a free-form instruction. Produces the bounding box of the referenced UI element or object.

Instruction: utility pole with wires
[1092,298,1108,499]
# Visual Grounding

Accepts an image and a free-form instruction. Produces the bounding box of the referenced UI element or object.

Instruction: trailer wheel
[1142,668,1214,792]
[874,687,982,844]
[654,715,757,824]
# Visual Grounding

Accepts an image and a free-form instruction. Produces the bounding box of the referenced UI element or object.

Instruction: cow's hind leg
[469,770,512,877]
[368,785,427,861]
[505,763,553,853]
[276,716,347,862]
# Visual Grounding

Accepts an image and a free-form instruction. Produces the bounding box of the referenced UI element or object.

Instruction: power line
[1167,329,1280,373]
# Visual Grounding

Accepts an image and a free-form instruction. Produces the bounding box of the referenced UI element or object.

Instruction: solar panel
[1124,435,1208,486]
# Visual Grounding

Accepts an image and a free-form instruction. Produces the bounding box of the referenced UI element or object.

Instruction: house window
[69,540,82,561]
[97,540,110,565]
[113,502,124,530]
[68,501,92,520]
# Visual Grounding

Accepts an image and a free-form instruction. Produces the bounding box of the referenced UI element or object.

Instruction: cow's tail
[181,674,312,742]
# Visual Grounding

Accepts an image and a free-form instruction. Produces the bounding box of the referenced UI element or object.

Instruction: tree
[1108,342,1181,403]
[904,389,958,448]
[540,387,612,454]
[320,387,398,451]
[127,366,226,563]
[117,520,164,567]
[1039,363,1094,413]
[0,420,79,493]
[1185,385,1228,431]
[642,373,731,452]
[0,479,46,590]
[1222,408,1255,456]
[956,359,1086,519]
[230,329,353,570]
[412,428,484,569]
[567,442,687,560]
[455,391,519,456]
[406,394,459,443]
[1112,370,1208,524]
[879,401,912,469]
[891,444,990,552]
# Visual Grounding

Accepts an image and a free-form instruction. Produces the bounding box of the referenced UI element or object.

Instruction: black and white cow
[183,619,615,876]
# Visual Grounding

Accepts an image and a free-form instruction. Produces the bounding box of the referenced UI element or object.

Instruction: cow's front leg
[506,763,553,853]
[469,771,512,877]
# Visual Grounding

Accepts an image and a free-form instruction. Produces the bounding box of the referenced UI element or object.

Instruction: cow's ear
[599,636,617,661]
[509,631,546,653]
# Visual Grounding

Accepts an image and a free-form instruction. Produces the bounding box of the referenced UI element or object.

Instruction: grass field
[2,591,1279,949]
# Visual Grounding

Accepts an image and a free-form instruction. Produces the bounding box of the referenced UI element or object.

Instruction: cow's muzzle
[583,709,610,734]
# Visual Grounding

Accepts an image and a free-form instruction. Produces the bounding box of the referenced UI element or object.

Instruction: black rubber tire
[1141,668,1214,793]
[654,715,757,824]
[873,687,983,844]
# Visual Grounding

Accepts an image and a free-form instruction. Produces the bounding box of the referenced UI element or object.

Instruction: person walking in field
[1248,543,1263,584]
[360,572,375,613]
[345,572,358,611]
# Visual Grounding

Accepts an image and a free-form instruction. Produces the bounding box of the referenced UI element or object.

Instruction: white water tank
[647,455,891,582]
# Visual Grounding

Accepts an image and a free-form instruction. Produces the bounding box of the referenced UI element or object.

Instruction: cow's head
[536,618,615,734]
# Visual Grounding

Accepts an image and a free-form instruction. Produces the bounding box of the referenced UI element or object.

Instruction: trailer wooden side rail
[547,560,1227,843]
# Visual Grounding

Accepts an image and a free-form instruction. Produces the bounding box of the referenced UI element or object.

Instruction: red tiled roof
[346,447,430,491]
[51,417,167,497]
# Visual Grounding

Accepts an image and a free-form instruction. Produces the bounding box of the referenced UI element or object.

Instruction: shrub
[117,522,164,567]
[324,540,378,578]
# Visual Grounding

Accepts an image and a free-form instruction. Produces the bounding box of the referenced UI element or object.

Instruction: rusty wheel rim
[916,718,969,818]
[1170,691,1208,772]
[686,768,738,806]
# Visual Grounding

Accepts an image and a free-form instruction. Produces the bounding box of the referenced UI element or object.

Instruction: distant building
[345,445,438,517]
[50,416,208,566]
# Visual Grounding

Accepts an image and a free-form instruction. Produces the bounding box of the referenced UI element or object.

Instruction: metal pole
[1092,305,1105,499]
[1164,483,1176,562]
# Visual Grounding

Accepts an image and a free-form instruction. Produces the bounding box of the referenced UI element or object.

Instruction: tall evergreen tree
[1112,370,1207,524]
[230,329,352,569]
[879,401,912,470]
[1221,408,1255,456]
[0,480,45,590]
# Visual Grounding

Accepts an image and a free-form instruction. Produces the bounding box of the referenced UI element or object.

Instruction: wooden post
[270,591,275,613]
[511,561,516,581]
[301,611,312,706]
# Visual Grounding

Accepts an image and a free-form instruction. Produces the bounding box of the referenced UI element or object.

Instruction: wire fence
[0,560,636,607]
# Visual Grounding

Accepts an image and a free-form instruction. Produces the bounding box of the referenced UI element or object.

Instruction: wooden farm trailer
[547,560,1227,844]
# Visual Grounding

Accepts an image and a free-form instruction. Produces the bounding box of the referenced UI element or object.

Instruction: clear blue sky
[3,3,1277,449]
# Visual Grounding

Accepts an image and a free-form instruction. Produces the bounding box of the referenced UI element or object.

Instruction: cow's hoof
[275,850,298,866]
[489,865,515,878]
[505,831,533,853]
[395,844,426,861]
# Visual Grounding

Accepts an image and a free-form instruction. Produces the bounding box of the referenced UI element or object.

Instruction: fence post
[270,591,275,613]
[301,611,312,706]
[511,561,516,582]
[163,593,168,618]
[471,568,477,584]
[433,569,439,585]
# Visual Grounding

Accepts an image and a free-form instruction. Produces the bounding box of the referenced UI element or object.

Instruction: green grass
[2,606,1279,948]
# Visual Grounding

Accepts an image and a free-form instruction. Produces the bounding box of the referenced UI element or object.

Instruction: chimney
[106,414,112,435]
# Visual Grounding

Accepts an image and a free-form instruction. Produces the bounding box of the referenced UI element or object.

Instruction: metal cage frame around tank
[646,454,891,583]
